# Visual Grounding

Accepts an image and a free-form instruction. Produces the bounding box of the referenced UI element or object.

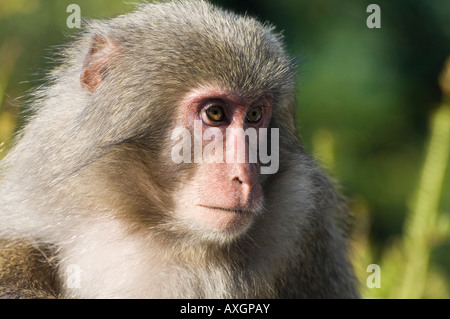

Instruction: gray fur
[0,0,358,298]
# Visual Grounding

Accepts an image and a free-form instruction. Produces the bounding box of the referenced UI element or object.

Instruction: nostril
[231,163,258,188]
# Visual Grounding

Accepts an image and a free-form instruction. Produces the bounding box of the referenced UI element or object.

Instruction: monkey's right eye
[205,104,226,123]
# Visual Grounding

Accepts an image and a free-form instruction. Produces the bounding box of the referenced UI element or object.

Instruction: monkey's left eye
[246,107,263,123]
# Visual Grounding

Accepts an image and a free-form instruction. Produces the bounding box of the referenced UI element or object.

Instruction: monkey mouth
[197,205,258,215]
[194,204,257,233]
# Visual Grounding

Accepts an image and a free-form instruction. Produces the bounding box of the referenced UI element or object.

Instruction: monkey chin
[174,184,264,241]
[175,204,260,242]
[196,205,256,234]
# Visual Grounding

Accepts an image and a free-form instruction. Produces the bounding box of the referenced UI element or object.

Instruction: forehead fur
[90,0,295,100]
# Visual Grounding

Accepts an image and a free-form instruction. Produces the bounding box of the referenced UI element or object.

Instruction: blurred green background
[0,0,449,298]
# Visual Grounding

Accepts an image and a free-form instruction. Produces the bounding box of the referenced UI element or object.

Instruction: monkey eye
[246,107,263,123]
[205,104,226,123]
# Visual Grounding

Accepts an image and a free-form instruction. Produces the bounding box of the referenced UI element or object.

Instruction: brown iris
[205,105,225,122]
[246,107,263,123]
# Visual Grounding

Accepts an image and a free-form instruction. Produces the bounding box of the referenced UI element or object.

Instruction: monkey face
[74,1,296,245]
[169,87,274,239]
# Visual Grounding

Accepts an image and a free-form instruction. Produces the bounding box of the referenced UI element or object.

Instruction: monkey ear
[81,33,120,92]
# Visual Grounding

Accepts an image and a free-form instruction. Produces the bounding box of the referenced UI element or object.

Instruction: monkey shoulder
[0,240,60,299]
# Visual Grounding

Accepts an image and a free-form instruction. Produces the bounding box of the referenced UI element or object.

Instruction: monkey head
[61,1,298,244]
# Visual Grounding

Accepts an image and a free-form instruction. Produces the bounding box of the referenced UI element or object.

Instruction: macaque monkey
[0,0,358,298]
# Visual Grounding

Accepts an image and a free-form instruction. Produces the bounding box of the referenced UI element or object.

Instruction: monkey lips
[177,178,264,236]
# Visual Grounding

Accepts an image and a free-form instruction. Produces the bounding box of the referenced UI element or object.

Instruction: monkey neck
[55,214,279,298]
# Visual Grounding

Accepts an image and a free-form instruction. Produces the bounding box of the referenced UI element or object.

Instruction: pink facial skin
[176,86,273,234]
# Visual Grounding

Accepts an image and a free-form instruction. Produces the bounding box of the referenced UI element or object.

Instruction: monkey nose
[231,163,259,194]
[233,174,255,188]
[232,170,263,209]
